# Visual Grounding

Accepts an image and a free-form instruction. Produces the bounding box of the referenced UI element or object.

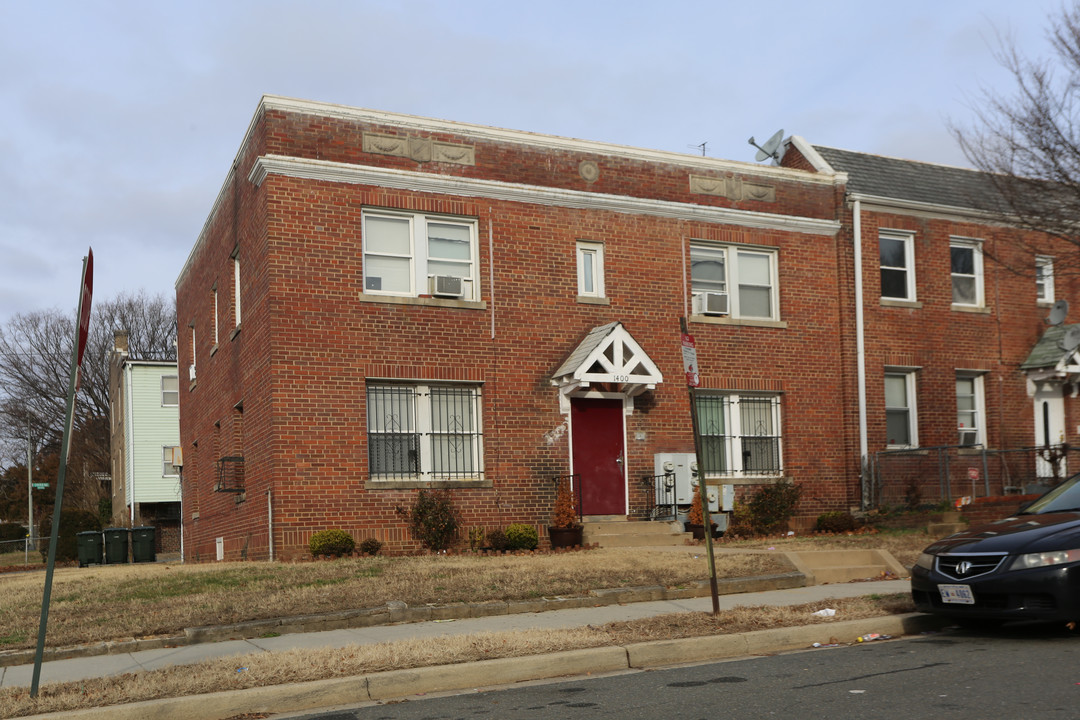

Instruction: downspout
[267,490,274,562]
[853,198,869,504]
[125,365,136,526]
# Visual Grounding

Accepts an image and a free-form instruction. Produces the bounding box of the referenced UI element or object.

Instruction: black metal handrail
[642,472,677,520]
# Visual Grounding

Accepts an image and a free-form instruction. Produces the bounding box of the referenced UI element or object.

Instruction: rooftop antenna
[687,141,708,157]
[748,129,786,164]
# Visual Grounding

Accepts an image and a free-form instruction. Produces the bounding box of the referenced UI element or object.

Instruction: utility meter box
[653,453,697,504]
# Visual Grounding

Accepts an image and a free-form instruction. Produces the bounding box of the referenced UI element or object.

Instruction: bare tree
[0,291,176,513]
[954,4,1080,276]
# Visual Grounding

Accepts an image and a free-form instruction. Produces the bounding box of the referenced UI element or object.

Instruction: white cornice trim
[247,154,841,237]
[260,95,840,186]
[786,135,841,177]
[847,192,1004,225]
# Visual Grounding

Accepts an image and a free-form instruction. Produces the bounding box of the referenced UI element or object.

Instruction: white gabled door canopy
[551,322,664,405]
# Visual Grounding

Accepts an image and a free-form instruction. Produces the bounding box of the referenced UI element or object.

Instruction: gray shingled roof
[814,146,1005,213]
[552,322,621,378]
[1021,324,1078,370]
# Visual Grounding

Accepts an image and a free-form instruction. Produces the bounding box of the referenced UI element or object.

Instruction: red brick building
[175,96,854,560]
[783,139,1080,506]
[175,96,1077,561]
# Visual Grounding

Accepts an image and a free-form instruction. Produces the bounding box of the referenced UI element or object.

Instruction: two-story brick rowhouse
[782,139,1080,504]
[176,96,1079,561]
[175,95,854,561]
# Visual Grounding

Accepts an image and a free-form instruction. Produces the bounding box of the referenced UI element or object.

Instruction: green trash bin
[103,527,130,564]
[76,531,103,568]
[131,526,157,563]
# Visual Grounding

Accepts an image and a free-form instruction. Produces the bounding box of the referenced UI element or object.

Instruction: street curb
[14,613,950,720]
[0,572,806,668]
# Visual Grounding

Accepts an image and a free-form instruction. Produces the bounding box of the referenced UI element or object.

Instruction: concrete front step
[581,519,691,548]
[783,549,909,585]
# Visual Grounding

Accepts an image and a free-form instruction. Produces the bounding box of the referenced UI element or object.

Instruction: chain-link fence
[866,444,1079,510]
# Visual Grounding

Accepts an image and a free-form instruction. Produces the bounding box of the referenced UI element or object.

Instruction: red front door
[571,397,626,516]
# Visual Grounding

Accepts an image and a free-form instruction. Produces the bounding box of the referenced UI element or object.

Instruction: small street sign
[681,332,700,387]
[32,483,48,490]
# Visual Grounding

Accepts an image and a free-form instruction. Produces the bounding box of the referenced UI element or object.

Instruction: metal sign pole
[31,250,93,698]
[680,317,719,615]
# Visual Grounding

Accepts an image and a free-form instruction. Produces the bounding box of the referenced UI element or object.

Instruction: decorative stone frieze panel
[363,132,475,166]
[690,175,775,203]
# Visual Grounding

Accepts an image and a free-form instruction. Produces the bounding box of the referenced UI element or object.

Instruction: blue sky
[0,0,1067,326]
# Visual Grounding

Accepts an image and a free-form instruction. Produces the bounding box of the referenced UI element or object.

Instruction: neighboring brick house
[174,95,854,561]
[782,138,1080,504]
[108,331,182,553]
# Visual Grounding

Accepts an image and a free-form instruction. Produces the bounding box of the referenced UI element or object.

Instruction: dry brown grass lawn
[0,593,914,718]
[0,549,790,652]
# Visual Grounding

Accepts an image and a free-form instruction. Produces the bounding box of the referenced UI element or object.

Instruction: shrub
[309,529,356,557]
[407,490,460,551]
[487,528,509,551]
[0,522,27,543]
[726,501,755,537]
[358,537,383,556]
[686,496,704,525]
[551,479,580,529]
[38,510,101,562]
[467,527,485,551]
[815,510,858,534]
[505,523,538,551]
[747,480,802,535]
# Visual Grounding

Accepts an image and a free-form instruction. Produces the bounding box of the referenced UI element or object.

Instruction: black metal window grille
[697,394,782,477]
[367,383,482,481]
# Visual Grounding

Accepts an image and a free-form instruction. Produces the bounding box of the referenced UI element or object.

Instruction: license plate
[939,584,975,605]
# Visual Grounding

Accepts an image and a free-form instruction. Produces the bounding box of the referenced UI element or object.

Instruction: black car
[911,475,1080,625]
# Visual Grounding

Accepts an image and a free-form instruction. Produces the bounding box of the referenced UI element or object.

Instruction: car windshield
[1020,473,1080,514]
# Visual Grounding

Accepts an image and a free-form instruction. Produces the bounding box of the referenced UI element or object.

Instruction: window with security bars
[696,394,782,477]
[366,383,484,481]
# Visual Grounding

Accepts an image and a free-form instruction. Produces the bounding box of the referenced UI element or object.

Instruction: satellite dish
[1048,299,1069,326]
[1061,325,1080,353]
[748,129,786,164]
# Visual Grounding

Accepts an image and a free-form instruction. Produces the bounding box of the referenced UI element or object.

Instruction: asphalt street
[278,623,1080,720]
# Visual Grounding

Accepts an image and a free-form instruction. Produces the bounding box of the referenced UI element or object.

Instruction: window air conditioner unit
[959,430,979,447]
[430,274,464,298]
[693,292,728,316]
[188,364,197,381]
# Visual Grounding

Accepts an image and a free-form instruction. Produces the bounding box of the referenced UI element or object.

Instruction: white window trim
[362,209,480,301]
[161,375,179,407]
[950,237,984,308]
[879,230,916,302]
[1037,255,1055,304]
[576,240,605,298]
[697,393,783,479]
[233,257,242,327]
[956,371,986,447]
[884,368,919,449]
[690,242,780,321]
[366,382,485,482]
[163,445,180,477]
[212,287,219,345]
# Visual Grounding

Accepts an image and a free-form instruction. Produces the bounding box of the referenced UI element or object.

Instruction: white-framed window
[163,445,181,477]
[956,372,986,447]
[366,382,484,481]
[576,241,605,298]
[696,393,782,477]
[233,256,242,326]
[362,210,479,301]
[950,237,984,307]
[884,370,918,448]
[1037,255,1055,304]
[690,243,779,320]
[879,230,916,301]
[161,375,179,406]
